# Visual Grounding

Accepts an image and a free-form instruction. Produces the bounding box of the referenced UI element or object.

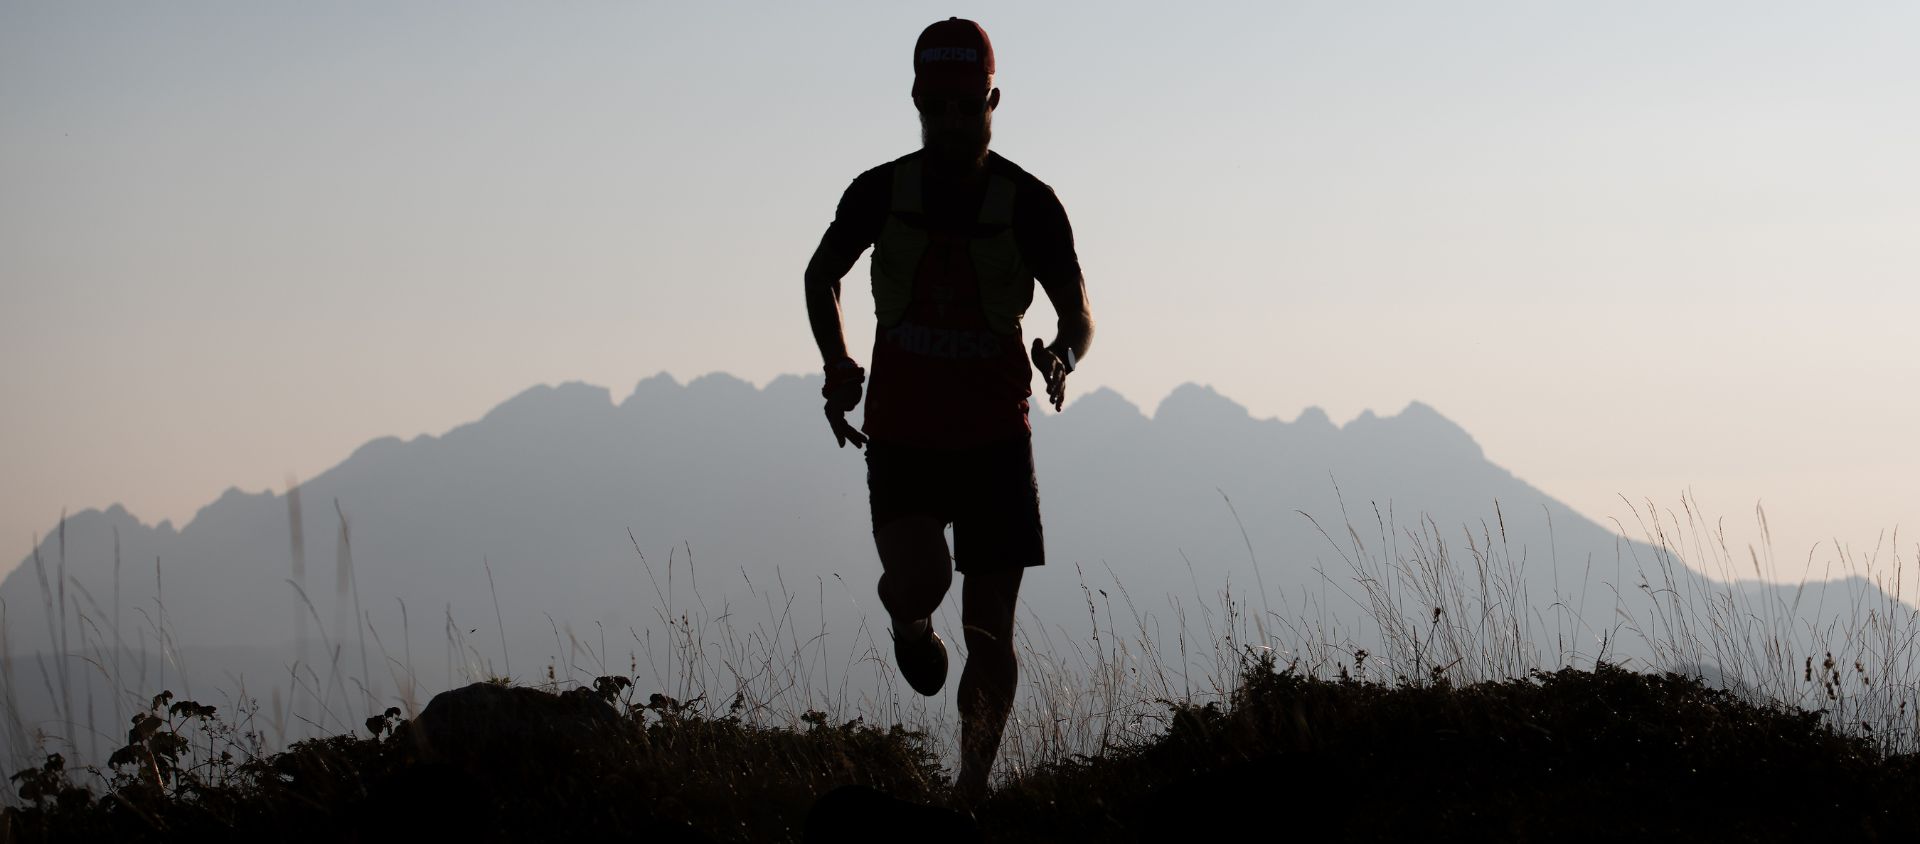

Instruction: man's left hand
[1030,339,1069,412]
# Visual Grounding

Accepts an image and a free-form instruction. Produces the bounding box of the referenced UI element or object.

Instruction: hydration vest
[869,157,1035,336]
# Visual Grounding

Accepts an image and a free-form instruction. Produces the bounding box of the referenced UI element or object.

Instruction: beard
[920,113,991,170]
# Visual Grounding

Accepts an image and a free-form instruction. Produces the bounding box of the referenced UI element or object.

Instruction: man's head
[912,18,1000,170]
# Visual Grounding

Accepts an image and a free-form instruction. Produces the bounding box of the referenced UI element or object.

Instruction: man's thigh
[873,514,950,574]
[951,436,1044,573]
[866,439,954,531]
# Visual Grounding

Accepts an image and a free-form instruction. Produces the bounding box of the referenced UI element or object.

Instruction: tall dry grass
[3,493,1918,806]
[999,492,1920,774]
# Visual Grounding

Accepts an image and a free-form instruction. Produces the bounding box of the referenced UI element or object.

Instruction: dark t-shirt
[821,151,1082,448]
[822,150,1082,285]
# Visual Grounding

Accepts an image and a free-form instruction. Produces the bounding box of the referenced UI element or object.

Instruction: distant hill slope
[3,374,1902,757]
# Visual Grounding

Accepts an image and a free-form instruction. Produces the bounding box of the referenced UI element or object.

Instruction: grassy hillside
[8,496,1920,841]
[4,653,1918,842]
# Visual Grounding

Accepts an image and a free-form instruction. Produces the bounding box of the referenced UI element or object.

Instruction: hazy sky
[3,1,1916,585]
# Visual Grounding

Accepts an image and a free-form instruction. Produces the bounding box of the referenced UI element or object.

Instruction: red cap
[912,18,994,99]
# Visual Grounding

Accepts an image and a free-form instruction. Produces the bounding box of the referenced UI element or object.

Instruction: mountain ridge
[9,373,1491,544]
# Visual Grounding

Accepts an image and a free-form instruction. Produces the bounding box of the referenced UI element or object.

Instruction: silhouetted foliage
[985,651,1920,841]
[2,676,942,842]
[7,660,1918,842]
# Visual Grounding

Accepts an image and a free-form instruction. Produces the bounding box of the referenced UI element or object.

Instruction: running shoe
[893,622,948,696]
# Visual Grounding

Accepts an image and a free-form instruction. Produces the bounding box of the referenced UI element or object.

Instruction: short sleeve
[1014,182,1082,284]
[820,165,891,261]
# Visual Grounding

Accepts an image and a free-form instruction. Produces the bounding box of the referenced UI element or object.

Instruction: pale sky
[3,1,1916,586]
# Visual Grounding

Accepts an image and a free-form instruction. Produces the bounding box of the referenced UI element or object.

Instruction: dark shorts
[866,435,1045,573]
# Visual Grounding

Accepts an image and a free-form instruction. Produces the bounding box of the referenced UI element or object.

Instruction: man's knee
[874,516,952,614]
[961,621,1016,658]
[960,569,1022,652]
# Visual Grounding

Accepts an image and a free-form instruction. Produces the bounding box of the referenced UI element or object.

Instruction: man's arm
[1030,268,1093,412]
[805,239,871,449]
[1037,269,1094,363]
[1024,182,1093,411]
[806,169,887,448]
[804,239,861,366]
[807,167,887,366]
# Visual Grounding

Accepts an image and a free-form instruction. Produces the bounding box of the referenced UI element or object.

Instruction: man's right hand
[822,359,868,449]
[826,406,868,449]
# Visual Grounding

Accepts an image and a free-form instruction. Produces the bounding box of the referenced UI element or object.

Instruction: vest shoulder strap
[890,159,923,214]
[979,174,1016,226]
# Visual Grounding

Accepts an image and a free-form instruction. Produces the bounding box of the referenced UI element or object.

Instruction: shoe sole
[895,627,948,696]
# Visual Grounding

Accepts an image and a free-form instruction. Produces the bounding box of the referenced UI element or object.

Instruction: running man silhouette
[803,18,1094,808]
